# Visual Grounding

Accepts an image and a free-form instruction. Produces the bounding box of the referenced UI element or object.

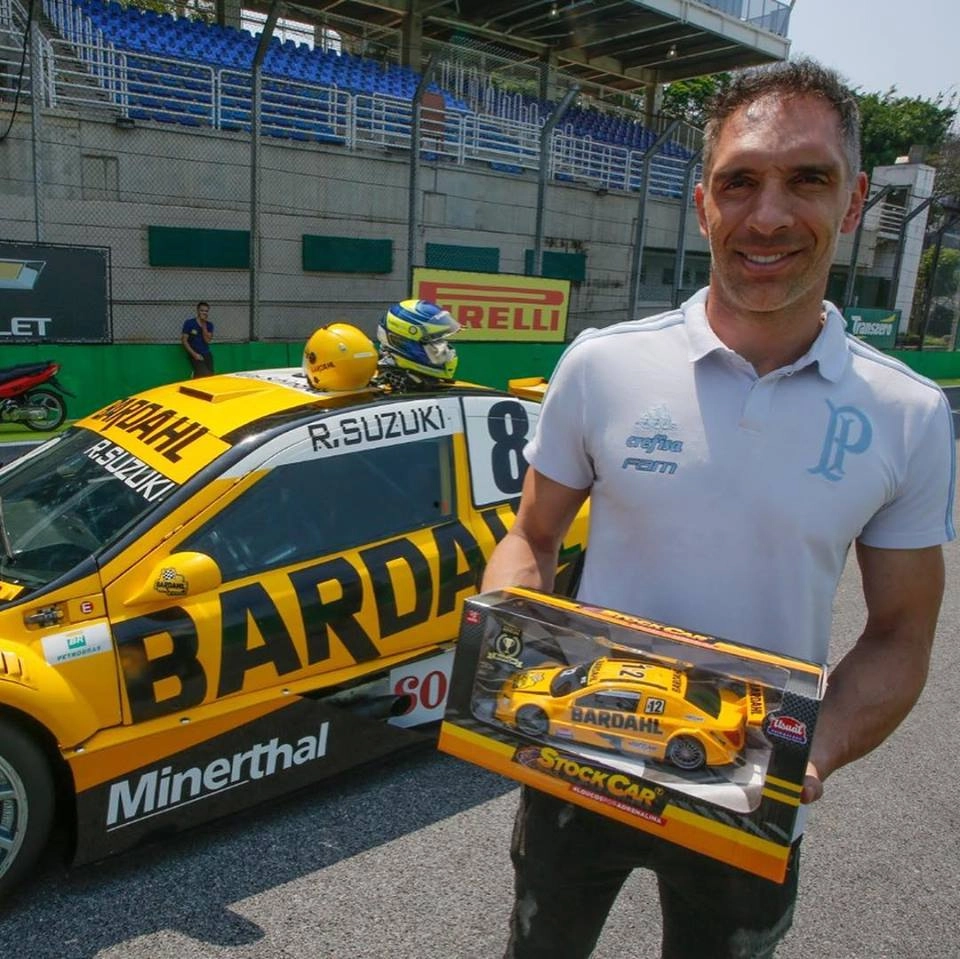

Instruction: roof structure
[281,0,793,92]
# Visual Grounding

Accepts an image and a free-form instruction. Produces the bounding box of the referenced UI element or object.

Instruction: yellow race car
[494,657,767,771]
[0,364,586,898]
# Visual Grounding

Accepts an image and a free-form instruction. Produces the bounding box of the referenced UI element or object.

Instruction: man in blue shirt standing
[181,301,214,377]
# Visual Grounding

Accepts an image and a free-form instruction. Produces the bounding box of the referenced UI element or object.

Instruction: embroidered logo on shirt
[808,400,873,482]
[623,407,682,475]
[634,404,678,433]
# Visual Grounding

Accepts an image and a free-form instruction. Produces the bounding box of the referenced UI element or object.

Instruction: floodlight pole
[887,193,938,312]
[627,119,679,321]
[671,147,702,308]
[842,182,896,311]
[248,1,281,341]
[29,0,45,242]
[407,54,438,285]
[916,199,960,349]
[533,84,579,276]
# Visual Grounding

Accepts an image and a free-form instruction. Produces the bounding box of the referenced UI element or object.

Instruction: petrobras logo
[412,268,570,343]
[106,726,329,828]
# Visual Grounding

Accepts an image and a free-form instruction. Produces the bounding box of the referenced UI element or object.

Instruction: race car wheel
[0,721,55,899]
[666,735,707,771]
[23,389,67,432]
[515,705,550,738]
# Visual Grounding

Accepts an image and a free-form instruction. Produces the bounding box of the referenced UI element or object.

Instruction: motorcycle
[0,360,73,431]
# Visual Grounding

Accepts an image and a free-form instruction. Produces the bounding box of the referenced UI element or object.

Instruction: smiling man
[481,59,956,959]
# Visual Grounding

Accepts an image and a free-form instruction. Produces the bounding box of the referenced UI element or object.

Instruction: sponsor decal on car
[83,440,178,502]
[154,568,188,597]
[41,622,112,666]
[106,725,330,828]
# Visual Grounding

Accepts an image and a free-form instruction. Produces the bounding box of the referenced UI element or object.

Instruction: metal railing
[698,0,792,36]
[27,0,696,198]
[6,33,694,199]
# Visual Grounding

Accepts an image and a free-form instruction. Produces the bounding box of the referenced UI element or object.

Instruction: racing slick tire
[23,389,67,432]
[665,735,707,771]
[0,720,55,900]
[515,705,550,738]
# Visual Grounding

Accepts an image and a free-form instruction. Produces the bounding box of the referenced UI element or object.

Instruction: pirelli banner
[412,268,570,342]
[0,241,112,343]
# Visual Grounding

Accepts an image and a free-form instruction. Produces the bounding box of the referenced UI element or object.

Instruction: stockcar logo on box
[412,268,570,342]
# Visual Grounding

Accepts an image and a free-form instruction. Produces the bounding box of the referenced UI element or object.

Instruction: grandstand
[3,0,863,348]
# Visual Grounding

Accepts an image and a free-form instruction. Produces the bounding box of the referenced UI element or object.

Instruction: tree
[911,245,960,338]
[916,245,960,301]
[930,133,960,203]
[661,74,730,128]
[858,90,956,172]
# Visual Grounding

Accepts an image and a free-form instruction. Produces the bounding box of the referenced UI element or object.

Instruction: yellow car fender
[0,644,103,748]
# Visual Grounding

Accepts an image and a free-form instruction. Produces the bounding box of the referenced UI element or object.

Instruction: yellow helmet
[302,323,377,391]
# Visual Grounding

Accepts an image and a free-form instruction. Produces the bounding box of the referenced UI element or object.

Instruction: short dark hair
[702,58,861,181]
[196,301,210,313]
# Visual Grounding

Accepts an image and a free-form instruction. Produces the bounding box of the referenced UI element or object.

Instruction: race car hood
[504,666,558,696]
[75,369,382,485]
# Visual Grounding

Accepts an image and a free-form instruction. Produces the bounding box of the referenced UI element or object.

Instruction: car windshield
[0,427,177,591]
[549,663,589,697]
[684,681,722,718]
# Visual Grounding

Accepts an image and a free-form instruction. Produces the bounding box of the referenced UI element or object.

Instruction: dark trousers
[504,787,800,959]
[188,353,214,377]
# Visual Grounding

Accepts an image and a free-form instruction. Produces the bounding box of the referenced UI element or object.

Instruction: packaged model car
[440,588,826,883]
[0,366,587,897]
[494,656,769,771]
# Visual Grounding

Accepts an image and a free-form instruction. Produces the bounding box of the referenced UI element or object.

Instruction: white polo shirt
[526,289,956,664]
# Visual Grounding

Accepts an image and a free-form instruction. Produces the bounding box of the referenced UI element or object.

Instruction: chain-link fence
[1,0,715,345]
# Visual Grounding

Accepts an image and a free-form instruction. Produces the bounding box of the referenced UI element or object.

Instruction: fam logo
[622,404,683,477]
[808,400,872,482]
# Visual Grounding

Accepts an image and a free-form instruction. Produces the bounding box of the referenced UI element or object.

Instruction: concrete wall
[0,109,710,343]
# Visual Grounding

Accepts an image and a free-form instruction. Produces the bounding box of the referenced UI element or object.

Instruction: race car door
[104,395,474,727]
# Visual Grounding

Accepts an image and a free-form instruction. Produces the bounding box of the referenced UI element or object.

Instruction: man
[181,301,214,377]
[481,59,955,959]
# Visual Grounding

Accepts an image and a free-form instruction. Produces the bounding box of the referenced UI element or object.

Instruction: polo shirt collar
[683,288,850,383]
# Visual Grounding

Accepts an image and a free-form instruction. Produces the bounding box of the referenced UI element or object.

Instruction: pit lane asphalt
[1,461,958,959]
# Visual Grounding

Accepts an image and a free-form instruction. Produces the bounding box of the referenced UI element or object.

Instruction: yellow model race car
[494,657,767,770]
[0,368,586,897]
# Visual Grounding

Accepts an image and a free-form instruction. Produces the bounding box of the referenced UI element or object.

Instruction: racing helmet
[302,323,377,391]
[377,299,460,381]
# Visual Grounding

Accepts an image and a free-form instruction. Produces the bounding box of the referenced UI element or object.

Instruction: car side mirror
[124,551,222,606]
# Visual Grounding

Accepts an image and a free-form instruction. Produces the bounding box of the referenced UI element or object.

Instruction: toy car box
[438,587,827,883]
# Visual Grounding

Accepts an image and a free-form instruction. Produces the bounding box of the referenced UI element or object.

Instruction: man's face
[198,306,210,321]
[695,94,867,320]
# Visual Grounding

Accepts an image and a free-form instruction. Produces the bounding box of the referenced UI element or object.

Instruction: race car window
[0,427,174,588]
[181,435,455,580]
[684,681,722,718]
[574,690,641,713]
